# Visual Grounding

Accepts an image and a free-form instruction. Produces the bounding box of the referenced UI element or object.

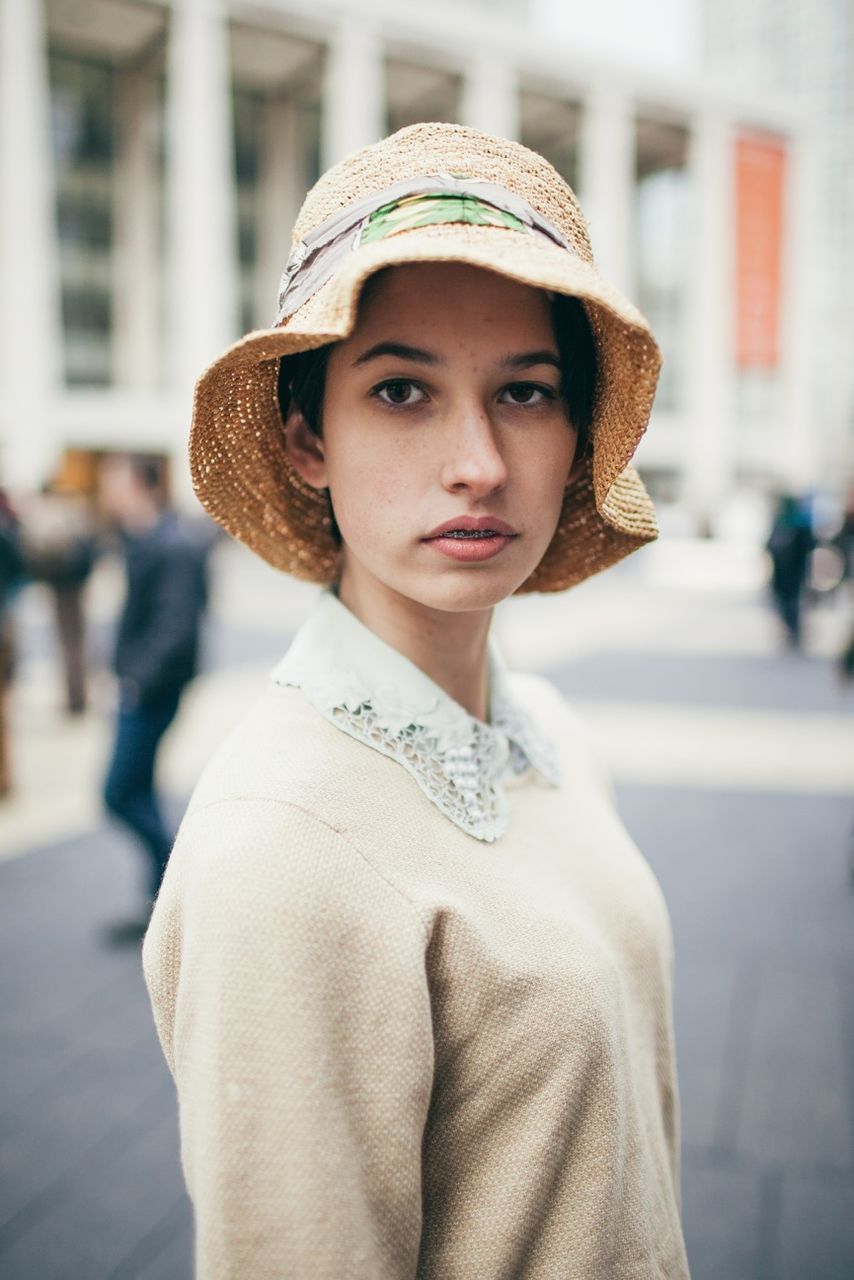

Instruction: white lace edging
[270,593,560,841]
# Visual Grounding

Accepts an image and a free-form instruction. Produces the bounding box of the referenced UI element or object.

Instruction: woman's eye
[373,379,427,406]
[501,382,557,406]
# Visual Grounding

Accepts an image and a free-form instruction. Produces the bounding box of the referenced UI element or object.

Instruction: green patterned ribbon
[275,174,571,323]
[360,192,526,244]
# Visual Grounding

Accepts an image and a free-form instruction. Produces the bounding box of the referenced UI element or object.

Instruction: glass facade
[49,53,116,387]
[519,92,581,192]
[232,89,322,333]
[48,48,166,389]
[634,120,690,413]
[234,88,264,336]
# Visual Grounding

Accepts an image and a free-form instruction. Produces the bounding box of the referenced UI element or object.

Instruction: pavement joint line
[102,1196,190,1280]
[0,1001,157,1140]
[712,956,762,1156]
[0,1072,170,1248]
[0,943,137,1037]
[681,1143,854,1182]
[834,955,854,1178]
[755,1165,784,1280]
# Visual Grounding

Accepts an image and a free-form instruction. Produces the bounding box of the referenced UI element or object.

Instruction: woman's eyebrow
[352,342,441,367]
[501,350,561,371]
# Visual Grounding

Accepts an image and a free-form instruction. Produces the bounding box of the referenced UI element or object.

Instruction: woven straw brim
[190,221,661,593]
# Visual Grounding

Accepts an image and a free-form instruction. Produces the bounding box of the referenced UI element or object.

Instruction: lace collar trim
[270,592,560,842]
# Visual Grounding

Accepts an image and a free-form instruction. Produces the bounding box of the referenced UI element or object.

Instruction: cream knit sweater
[143,666,689,1278]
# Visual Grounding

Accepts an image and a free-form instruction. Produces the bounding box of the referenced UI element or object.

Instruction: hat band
[275,173,573,324]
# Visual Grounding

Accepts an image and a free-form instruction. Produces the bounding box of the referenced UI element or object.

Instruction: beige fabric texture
[143,675,689,1279]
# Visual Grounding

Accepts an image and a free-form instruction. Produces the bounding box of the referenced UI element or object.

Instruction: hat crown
[292,122,594,267]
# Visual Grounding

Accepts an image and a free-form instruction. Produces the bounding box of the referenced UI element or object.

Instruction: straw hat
[190,122,661,592]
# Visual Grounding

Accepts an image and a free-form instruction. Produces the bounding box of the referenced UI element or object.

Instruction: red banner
[734,134,786,369]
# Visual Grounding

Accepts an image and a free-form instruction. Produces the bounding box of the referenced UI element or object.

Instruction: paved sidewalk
[0,828,191,1280]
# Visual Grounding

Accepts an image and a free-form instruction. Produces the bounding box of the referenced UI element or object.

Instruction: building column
[322,16,384,170]
[578,84,634,297]
[113,67,161,391]
[684,108,735,524]
[460,52,518,141]
[0,0,63,489]
[166,0,238,400]
[257,97,304,328]
[779,126,815,489]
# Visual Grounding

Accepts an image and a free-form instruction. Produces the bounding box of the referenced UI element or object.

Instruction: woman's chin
[339,546,545,616]
[402,566,535,615]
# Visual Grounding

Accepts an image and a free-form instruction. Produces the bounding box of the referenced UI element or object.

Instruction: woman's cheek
[330,458,410,552]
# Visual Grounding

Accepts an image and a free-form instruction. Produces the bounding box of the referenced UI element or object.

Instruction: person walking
[834,482,854,588]
[143,124,689,1277]
[766,492,815,648]
[0,490,24,799]
[99,454,208,922]
[18,483,97,714]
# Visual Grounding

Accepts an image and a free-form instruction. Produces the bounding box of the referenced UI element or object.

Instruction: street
[1,537,853,1278]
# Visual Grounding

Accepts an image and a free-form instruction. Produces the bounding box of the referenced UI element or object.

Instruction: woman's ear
[284,407,328,489]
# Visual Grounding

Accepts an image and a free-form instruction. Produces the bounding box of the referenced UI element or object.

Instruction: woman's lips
[425,515,518,538]
[422,516,519,563]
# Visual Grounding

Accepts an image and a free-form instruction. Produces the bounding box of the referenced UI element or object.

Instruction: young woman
[143,123,689,1279]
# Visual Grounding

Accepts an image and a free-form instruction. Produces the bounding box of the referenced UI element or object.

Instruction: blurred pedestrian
[18,482,98,714]
[98,454,208,925]
[835,618,854,884]
[834,482,854,587]
[143,125,689,1277]
[0,490,24,798]
[765,492,815,647]
[840,623,854,682]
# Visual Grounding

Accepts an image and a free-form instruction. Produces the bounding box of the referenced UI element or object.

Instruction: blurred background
[1,0,853,1276]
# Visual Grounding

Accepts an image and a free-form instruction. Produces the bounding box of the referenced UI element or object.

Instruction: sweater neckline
[270,592,560,841]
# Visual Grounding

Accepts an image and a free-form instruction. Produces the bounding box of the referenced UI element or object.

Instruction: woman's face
[286,262,579,616]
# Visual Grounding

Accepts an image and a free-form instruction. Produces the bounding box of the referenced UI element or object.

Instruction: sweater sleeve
[142,797,434,1280]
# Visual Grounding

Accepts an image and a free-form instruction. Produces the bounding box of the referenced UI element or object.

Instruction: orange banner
[734,134,786,368]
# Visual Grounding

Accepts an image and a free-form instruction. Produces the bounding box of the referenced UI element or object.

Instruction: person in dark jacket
[0,489,25,798]
[99,454,208,912]
[765,492,815,648]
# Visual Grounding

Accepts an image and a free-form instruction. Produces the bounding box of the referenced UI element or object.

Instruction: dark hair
[277,290,597,459]
[277,345,330,440]
[550,294,597,461]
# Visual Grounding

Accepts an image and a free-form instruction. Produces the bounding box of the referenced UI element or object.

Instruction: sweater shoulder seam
[180,794,429,941]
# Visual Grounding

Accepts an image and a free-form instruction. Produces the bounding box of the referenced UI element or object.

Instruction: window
[50,53,115,387]
[634,120,690,413]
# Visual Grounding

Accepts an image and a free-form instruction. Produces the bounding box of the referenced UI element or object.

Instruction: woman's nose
[439,401,509,497]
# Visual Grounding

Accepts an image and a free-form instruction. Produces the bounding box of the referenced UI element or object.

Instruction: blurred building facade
[704,0,854,511]
[0,0,829,526]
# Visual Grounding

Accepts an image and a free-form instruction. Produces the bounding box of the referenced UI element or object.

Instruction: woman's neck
[338,573,493,722]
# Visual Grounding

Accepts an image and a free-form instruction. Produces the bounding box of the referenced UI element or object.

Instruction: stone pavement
[1,537,853,1277]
